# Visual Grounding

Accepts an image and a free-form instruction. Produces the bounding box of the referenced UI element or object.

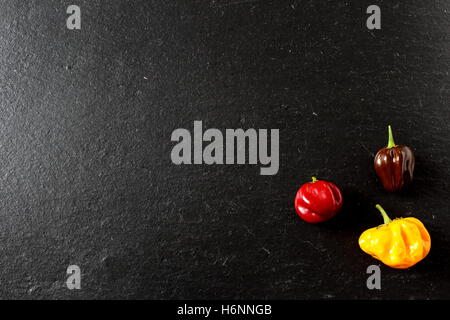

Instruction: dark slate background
[0,0,448,299]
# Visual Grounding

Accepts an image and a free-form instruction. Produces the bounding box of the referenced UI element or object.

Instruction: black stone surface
[0,0,449,299]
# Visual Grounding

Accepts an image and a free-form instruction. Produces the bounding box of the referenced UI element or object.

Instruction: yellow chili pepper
[359,204,431,269]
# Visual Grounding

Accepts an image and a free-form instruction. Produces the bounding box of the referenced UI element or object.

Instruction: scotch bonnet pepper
[359,204,431,269]
[374,126,415,192]
[294,177,343,224]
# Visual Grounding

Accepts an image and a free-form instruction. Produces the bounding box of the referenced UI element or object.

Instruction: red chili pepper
[294,177,343,223]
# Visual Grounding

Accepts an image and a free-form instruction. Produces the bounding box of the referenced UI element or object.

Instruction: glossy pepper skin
[374,126,415,192]
[359,204,431,269]
[294,177,343,224]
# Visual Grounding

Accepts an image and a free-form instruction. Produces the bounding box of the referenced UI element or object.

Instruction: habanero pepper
[374,125,415,192]
[359,204,431,269]
[294,177,343,224]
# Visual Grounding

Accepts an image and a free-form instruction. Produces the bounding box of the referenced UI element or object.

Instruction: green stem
[387,125,396,148]
[375,204,392,224]
[311,177,318,182]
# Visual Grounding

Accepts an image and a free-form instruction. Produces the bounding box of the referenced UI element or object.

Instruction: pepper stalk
[375,204,392,224]
[387,125,397,148]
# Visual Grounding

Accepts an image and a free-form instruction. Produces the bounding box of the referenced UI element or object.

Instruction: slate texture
[0,0,448,299]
